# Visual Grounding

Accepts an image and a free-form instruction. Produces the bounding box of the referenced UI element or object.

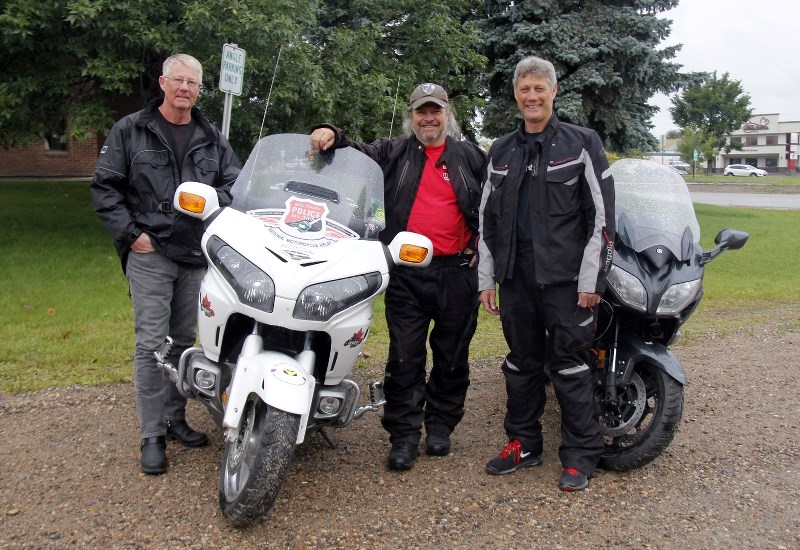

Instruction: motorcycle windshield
[608,158,701,261]
[231,133,385,241]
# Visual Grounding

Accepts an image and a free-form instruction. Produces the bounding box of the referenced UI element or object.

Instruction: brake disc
[599,370,647,437]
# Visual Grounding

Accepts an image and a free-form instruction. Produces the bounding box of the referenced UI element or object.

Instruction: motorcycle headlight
[607,265,647,312]
[657,279,702,315]
[294,273,382,321]
[207,236,275,312]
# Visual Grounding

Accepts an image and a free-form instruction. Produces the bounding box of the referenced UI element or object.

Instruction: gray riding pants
[126,251,203,439]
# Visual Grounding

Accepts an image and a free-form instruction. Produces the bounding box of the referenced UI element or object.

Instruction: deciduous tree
[0,0,485,158]
[670,71,752,164]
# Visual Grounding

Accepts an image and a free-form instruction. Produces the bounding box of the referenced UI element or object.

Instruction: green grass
[0,180,134,391]
[0,180,797,392]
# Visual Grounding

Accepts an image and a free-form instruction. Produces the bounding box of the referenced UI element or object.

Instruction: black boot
[425,432,451,456]
[165,419,209,447]
[388,442,419,471]
[140,436,167,475]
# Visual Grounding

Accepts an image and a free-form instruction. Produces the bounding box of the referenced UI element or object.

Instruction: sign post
[219,43,246,138]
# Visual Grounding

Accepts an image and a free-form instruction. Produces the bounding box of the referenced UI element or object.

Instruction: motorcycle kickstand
[318,428,338,450]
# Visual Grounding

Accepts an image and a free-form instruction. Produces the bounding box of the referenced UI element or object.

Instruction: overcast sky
[648,0,800,140]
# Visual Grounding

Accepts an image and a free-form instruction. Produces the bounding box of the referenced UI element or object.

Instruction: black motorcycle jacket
[478,115,615,293]
[91,98,240,271]
[312,124,486,248]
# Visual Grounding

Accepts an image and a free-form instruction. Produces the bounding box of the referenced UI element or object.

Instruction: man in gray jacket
[91,54,240,474]
[478,56,615,491]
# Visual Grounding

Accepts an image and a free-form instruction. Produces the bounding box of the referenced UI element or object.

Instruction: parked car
[668,160,691,174]
[723,164,767,177]
[668,166,688,176]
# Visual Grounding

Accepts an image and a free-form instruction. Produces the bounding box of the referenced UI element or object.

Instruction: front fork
[603,314,621,408]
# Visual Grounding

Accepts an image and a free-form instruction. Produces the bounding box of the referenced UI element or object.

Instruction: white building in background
[718,114,800,174]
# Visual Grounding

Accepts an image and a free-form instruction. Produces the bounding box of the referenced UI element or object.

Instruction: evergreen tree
[479,0,687,152]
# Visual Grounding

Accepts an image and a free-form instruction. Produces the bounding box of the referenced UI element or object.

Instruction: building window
[765,158,778,167]
[765,135,778,145]
[44,119,68,152]
[745,157,758,166]
[744,136,758,146]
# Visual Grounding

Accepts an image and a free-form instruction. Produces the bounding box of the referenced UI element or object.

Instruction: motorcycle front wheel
[219,397,300,527]
[598,362,684,471]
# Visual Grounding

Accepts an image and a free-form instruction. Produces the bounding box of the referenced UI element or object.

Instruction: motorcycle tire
[219,397,300,527]
[599,362,684,471]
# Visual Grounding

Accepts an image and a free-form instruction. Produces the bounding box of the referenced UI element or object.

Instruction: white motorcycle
[156,133,432,526]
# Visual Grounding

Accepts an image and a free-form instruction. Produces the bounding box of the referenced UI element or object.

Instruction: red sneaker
[485,439,542,475]
[558,467,589,491]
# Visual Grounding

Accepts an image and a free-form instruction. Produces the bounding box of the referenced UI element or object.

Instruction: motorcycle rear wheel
[599,362,684,471]
[219,397,300,526]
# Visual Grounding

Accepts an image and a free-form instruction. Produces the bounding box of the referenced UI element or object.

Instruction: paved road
[689,191,800,209]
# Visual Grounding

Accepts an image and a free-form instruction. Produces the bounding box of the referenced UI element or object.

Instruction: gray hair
[163,54,203,82]
[401,104,462,140]
[513,56,557,90]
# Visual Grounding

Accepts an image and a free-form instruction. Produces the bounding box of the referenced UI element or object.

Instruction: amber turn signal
[398,244,430,264]
[177,192,206,214]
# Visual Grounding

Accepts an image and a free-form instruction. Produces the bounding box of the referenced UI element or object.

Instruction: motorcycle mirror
[714,228,750,250]
[700,228,750,266]
[174,181,221,220]
[388,231,433,268]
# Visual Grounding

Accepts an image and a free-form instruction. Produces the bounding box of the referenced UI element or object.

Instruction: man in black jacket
[91,54,240,474]
[310,83,485,470]
[478,56,615,491]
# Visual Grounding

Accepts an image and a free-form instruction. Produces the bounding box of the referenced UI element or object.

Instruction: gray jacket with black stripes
[478,115,615,293]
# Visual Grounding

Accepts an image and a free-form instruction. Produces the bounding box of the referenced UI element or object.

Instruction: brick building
[1,94,147,178]
[0,132,100,178]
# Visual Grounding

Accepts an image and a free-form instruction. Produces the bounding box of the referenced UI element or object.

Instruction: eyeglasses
[166,76,201,90]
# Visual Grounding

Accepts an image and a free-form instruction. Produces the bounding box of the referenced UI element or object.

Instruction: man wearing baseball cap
[311,84,485,471]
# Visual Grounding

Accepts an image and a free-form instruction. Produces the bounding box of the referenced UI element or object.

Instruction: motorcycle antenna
[388,76,401,138]
[258,44,283,141]
[246,45,283,185]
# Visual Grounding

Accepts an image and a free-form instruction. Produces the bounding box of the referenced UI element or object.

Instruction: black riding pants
[498,244,603,475]
[381,256,479,445]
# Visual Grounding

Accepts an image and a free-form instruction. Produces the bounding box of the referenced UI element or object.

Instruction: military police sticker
[279,196,329,239]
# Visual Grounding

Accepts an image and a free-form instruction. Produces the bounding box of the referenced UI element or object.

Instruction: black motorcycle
[594,159,748,470]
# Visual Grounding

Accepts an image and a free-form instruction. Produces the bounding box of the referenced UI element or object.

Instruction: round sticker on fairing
[247,202,361,247]
[270,366,307,386]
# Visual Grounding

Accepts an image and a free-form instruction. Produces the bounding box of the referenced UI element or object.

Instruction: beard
[414,125,446,146]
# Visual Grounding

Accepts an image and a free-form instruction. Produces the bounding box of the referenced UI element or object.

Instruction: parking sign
[219,44,246,96]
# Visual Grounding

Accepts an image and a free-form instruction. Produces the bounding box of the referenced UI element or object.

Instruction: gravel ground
[1,319,798,549]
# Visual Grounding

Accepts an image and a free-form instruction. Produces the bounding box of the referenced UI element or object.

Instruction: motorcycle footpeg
[369,381,386,407]
[154,336,174,365]
[154,337,178,381]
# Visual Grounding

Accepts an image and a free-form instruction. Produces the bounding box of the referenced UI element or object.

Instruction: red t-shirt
[407,144,471,256]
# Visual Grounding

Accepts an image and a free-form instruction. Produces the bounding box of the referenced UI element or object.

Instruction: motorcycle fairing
[612,242,704,316]
[195,207,391,365]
